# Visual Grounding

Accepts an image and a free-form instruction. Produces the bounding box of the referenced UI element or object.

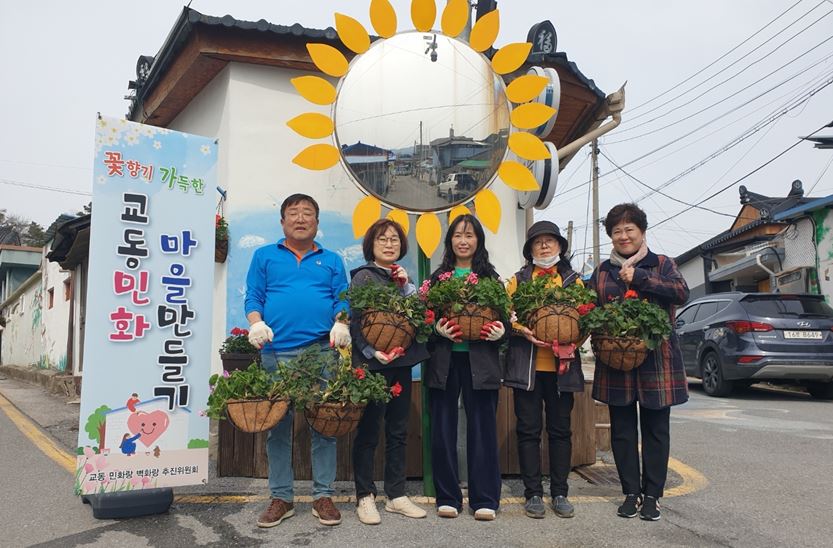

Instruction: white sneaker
[437,505,459,518]
[385,496,427,519]
[356,495,381,525]
[474,508,496,521]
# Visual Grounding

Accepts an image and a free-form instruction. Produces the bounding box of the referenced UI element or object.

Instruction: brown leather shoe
[257,498,295,528]
[312,497,342,526]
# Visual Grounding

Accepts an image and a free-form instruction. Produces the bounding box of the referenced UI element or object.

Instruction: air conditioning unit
[775,267,811,293]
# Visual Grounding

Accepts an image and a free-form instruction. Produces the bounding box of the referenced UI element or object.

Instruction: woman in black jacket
[505,221,585,520]
[426,214,506,521]
[349,219,430,525]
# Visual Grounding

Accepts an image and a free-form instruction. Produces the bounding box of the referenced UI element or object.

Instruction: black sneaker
[640,496,661,521]
[617,494,641,518]
[551,496,575,518]
[524,496,545,519]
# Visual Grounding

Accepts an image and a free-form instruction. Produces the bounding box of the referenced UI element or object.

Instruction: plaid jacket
[589,251,690,409]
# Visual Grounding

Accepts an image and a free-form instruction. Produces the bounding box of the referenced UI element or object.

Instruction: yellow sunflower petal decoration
[288,0,557,256]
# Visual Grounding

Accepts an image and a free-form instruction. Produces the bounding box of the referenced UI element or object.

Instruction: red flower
[608,295,616,301]
[424,309,436,325]
[241,329,249,336]
[230,327,242,336]
[576,303,596,316]
[624,289,639,299]
[390,382,403,397]
[353,368,366,380]
[215,214,222,227]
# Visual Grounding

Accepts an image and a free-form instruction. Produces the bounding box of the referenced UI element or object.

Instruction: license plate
[783,330,823,340]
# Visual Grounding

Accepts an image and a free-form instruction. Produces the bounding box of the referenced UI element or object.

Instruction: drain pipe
[755,250,778,291]
[557,83,626,160]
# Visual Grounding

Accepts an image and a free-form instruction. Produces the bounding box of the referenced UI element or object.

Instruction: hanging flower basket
[360,310,415,353]
[527,304,581,344]
[446,303,499,341]
[215,238,229,263]
[590,335,649,372]
[304,402,366,437]
[226,398,290,433]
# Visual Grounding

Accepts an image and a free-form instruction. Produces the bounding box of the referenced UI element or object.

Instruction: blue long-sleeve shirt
[244,239,349,352]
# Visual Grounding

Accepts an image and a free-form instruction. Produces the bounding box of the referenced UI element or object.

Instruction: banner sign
[75,116,216,495]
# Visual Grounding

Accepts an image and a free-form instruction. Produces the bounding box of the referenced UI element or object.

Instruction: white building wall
[0,275,42,366]
[169,66,232,378]
[678,256,706,300]
[40,243,72,371]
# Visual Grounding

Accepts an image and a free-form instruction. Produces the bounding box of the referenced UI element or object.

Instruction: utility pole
[591,139,600,268]
[566,220,574,255]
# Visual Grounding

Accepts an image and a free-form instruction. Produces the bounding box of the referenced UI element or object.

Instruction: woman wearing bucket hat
[589,203,689,522]
[505,221,585,519]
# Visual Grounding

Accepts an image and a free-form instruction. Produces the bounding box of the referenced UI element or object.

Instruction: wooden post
[418,248,435,497]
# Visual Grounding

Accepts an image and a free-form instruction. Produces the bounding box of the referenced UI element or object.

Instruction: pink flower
[95,456,107,470]
[84,462,94,474]
[83,446,95,459]
[466,272,479,285]
[390,382,403,397]
[222,369,230,378]
[438,271,453,281]
[131,476,142,488]
[83,480,97,494]
[141,476,151,486]
[419,279,431,295]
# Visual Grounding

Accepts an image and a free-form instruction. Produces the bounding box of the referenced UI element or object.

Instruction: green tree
[84,405,111,452]
[23,221,47,247]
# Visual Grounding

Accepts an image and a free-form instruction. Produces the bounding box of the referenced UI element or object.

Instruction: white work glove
[374,347,405,365]
[330,321,351,348]
[248,321,273,349]
[480,321,505,342]
[390,264,408,287]
[435,318,463,342]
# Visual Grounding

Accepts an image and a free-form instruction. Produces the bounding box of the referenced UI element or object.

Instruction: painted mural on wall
[813,209,833,301]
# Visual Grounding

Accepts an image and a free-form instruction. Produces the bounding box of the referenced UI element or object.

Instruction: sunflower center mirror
[334,32,510,212]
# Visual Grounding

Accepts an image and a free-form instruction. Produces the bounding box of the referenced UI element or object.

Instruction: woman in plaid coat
[588,203,689,522]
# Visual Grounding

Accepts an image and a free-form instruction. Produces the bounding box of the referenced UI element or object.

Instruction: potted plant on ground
[207,363,290,433]
[286,347,399,437]
[215,214,229,263]
[219,327,260,372]
[511,274,597,344]
[581,290,672,371]
[421,271,511,341]
[344,281,434,354]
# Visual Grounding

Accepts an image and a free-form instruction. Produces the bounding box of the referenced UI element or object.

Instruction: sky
[1,0,832,263]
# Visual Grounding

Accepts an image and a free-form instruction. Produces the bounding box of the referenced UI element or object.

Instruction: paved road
[383,175,456,210]
[2,377,832,547]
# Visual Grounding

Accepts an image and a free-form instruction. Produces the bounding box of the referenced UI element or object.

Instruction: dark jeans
[429,352,501,511]
[513,372,574,499]
[353,368,413,499]
[608,402,671,498]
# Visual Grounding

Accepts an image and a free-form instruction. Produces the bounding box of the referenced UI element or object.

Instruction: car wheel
[700,351,733,397]
[807,381,833,400]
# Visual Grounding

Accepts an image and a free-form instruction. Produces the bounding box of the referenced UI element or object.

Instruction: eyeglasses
[532,238,558,249]
[375,237,401,247]
[284,210,316,220]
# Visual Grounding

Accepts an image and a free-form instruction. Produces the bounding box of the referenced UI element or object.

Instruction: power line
[556,70,833,201]
[626,0,825,118]
[607,38,833,143]
[807,154,833,193]
[651,121,833,229]
[0,178,92,196]
[598,148,735,218]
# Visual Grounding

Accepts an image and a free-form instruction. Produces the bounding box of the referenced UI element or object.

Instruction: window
[693,301,719,323]
[741,296,833,317]
[63,279,72,301]
[676,305,699,325]
[47,288,54,309]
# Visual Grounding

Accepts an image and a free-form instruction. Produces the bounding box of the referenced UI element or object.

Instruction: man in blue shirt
[245,193,350,529]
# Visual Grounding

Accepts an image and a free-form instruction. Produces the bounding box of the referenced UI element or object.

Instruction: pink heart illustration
[127,410,170,447]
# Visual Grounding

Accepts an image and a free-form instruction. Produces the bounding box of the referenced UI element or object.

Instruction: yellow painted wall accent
[290,76,337,105]
[416,212,442,256]
[353,195,383,239]
[506,74,549,104]
[292,144,341,170]
[441,0,469,37]
[510,103,557,130]
[386,209,411,236]
[469,9,500,52]
[370,0,398,38]
[474,189,501,233]
[286,113,334,139]
[306,44,349,78]
[498,161,540,191]
[508,132,551,161]
[492,42,533,75]
[411,0,437,32]
[335,13,371,54]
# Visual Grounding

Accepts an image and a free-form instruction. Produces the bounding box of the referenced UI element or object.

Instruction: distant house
[102,397,190,453]
[341,141,394,196]
[676,181,819,299]
[0,243,43,366]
